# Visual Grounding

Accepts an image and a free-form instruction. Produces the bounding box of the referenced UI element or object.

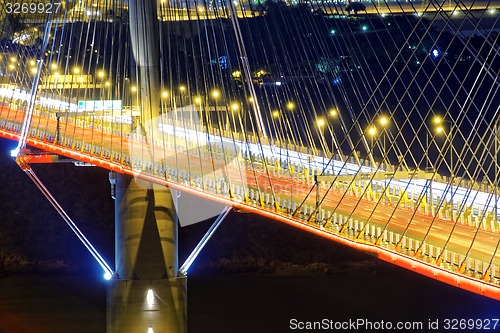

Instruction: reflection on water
[1,267,499,333]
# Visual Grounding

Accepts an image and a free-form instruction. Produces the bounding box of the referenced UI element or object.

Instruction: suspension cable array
[0,0,498,297]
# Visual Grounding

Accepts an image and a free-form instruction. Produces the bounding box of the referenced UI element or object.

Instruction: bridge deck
[1,104,498,299]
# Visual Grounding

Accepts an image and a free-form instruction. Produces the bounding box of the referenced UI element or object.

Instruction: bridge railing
[1,96,499,233]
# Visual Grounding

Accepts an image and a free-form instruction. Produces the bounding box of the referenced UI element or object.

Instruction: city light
[162,90,169,98]
[368,126,377,136]
[104,271,112,280]
[286,101,295,110]
[230,102,240,111]
[272,110,280,118]
[329,108,338,117]
[316,117,326,128]
[10,147,19,157]
[146,289,155,305]
[231,70,241,78]
[211,89,220,99]
[379,115,389,126]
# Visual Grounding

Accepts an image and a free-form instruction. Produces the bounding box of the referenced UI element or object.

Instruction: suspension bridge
[0,0,499,331]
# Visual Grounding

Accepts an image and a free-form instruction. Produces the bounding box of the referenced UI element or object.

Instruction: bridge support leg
[107,174,186,333]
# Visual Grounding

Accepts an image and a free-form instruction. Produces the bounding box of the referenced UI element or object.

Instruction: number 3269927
[5,2,62,14]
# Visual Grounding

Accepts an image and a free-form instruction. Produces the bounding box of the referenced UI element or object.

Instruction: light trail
[159,121,500,219]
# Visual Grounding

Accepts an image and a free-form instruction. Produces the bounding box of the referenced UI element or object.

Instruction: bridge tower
[106,1,187,332]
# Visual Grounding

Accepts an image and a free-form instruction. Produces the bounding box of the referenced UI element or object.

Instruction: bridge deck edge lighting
[1,129,499,300]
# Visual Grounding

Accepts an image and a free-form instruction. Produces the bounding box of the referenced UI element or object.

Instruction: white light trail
[159,122,500,218]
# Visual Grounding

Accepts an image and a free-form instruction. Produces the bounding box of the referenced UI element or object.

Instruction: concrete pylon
[107,0,187,332]
[107,175,186,332]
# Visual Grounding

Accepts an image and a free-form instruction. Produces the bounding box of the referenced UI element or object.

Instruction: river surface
[0,265,499,333]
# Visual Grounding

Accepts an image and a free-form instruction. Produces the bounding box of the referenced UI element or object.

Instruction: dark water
[1,265,499,333]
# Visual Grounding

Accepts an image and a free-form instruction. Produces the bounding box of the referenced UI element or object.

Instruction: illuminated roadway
[0,103,499,300]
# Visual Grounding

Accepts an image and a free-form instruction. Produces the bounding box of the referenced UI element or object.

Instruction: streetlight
[367,125,377,148]
[317,117,327,166]
[210,89,221,132]
[159,90,169,113]
[230,101,240,112]
[378,115,389,166]
[211,89,220,99]
[271,110,281,141]
[272,110,286,167]
[329,108,338,118]
[434,115,454,221]
[316,117,326,145]
[367,125,377,167]
[179,85,186,106]
[328,108,340,159]
[433,115,453,176]
[229,101,240,131]
[193,95,203,126]
[178,85,187,124]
